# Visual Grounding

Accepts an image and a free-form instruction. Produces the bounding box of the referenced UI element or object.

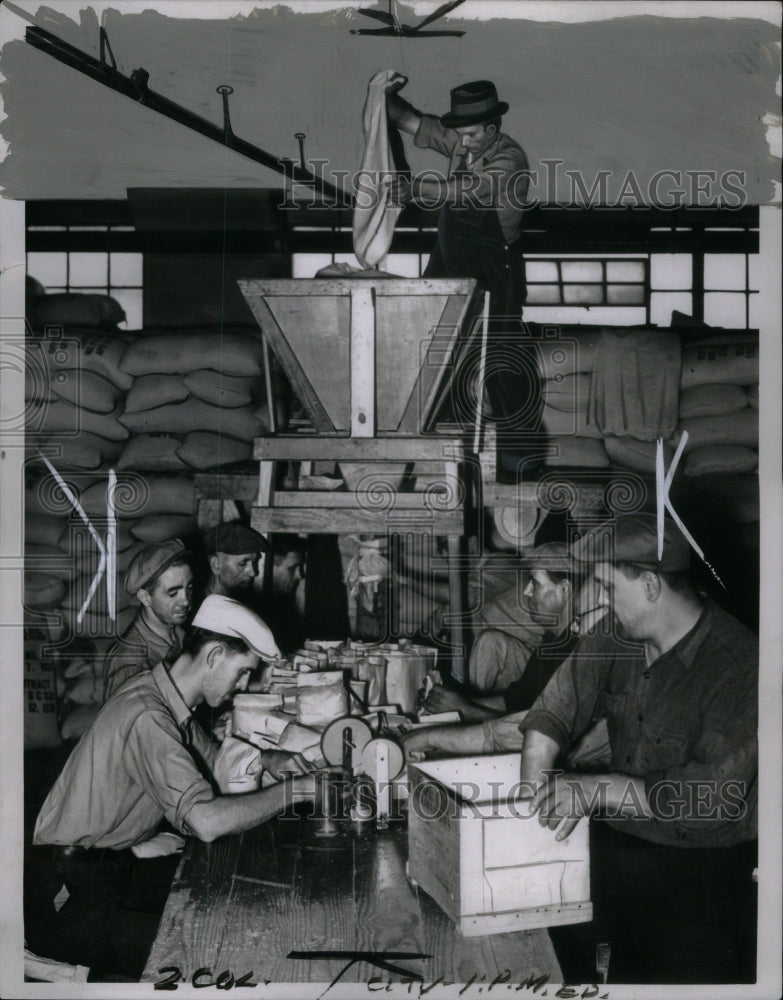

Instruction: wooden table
[142,808,562,988]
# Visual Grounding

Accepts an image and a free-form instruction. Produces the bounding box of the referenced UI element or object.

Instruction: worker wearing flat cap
[403,541,611,764]
[518,513,758,985]
[384,73,540,466]
[103,539,193,701]
[34,595,313,980]
[202,521,269,601]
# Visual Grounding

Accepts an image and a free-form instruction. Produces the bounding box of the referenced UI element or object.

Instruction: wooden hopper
[238,278,481,436]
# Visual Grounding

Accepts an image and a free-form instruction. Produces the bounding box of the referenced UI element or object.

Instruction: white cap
[191,595,281,660]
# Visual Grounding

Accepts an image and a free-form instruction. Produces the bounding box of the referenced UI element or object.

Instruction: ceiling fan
[350,0,466,37]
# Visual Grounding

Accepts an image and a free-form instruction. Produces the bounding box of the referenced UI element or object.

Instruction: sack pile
[674,334,759,477]
[538,331,610,469]
[537,328,758,478]
[116,329,267,471]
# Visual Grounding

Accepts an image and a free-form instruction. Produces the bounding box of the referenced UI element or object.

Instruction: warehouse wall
[0,1,779,203]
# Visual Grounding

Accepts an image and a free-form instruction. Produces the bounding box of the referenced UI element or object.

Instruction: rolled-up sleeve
[125,712,216,835]
[414,113,459,158]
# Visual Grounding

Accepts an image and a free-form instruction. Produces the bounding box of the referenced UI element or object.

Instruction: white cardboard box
[407,754,592,936]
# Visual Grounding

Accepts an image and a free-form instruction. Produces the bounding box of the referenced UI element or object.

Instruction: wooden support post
[447,533,465,683]
[350,286,376,437]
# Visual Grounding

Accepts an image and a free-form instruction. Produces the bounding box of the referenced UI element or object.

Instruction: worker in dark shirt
[520,513,758,984]
[420,542,586,722]
[403,543,612,758]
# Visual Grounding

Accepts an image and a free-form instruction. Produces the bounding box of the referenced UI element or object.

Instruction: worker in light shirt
[34,595,314,981]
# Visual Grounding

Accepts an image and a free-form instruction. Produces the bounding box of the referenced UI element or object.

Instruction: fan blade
[411,0,466,32]
[357,7,396,25]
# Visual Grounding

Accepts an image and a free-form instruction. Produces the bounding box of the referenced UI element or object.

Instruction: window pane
[606,260,645,282]
[650,254,692,290]
[704,254,746,291]
[561,261,602,282]
[110,289,143,329]
[524,306,646,325]
[650,291,692,325]
[109,253,143,286]
[292,254,332,277]
[385,254,420,277]
[27,253,67,288]
[748,293,764,329]
[563,284,602,305]
[526,260,559,282]
[747,254,763,291]
[607,284,645,304]
[704,292,747,328]
[526,285,561,304]
[69,252,108,287]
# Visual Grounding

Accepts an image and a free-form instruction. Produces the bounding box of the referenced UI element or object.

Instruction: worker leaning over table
[33,595,315,981]
[403,542,612,761]
[519,513,758,985]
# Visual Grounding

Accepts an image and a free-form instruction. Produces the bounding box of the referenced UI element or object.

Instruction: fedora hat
[440,80,509,128]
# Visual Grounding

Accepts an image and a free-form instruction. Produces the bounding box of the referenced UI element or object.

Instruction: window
[27,234,143,328]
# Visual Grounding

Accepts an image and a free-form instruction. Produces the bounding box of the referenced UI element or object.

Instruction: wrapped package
[296,670,349,726]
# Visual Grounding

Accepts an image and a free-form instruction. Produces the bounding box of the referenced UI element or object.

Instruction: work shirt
[503,630,578,712]
[414,114,530,243]
[521,601,758,847]
[103,609,184,701]
[35,663,217,850]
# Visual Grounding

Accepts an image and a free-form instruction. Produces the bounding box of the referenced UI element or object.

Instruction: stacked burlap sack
[537,327,758,478]
[116,329,268,471]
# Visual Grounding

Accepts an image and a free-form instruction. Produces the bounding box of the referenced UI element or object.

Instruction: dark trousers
[550,820,758,985]
[425,203,542,450]
[43,847,178,981]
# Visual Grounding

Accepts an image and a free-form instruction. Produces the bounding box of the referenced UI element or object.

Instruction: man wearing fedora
[385,75,540,459]
[519,513,758,984]
[103,539,193,700]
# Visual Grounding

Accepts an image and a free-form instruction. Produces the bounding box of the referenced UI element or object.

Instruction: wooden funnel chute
[238,278,480,436]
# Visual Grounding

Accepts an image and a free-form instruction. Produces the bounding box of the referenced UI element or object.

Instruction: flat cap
[520,541,576,575]
[191,594,280,660]
[125,539,190,596]
[202,522,270,556]
[571,513,691,572]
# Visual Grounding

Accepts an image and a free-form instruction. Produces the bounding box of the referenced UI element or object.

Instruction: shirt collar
[151,661,193,728]
[664,598,714,670]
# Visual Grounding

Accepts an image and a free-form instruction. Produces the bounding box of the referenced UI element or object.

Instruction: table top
[142,807,562,988]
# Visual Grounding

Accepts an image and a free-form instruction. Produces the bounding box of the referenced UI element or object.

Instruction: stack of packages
[537,327,758,480]
[228,638,438,770]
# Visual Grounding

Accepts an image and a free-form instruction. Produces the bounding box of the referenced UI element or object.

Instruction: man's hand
[526,772,599,841]
[401,728,431,762]
[384,71,408,93]
[386,172,412,207]
[260,749,312,781]
[420,684,471,715]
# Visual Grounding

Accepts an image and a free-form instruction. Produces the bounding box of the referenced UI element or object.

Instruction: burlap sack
[119,331,265,376]
[50,369,121,414]
[124,374,189,413]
